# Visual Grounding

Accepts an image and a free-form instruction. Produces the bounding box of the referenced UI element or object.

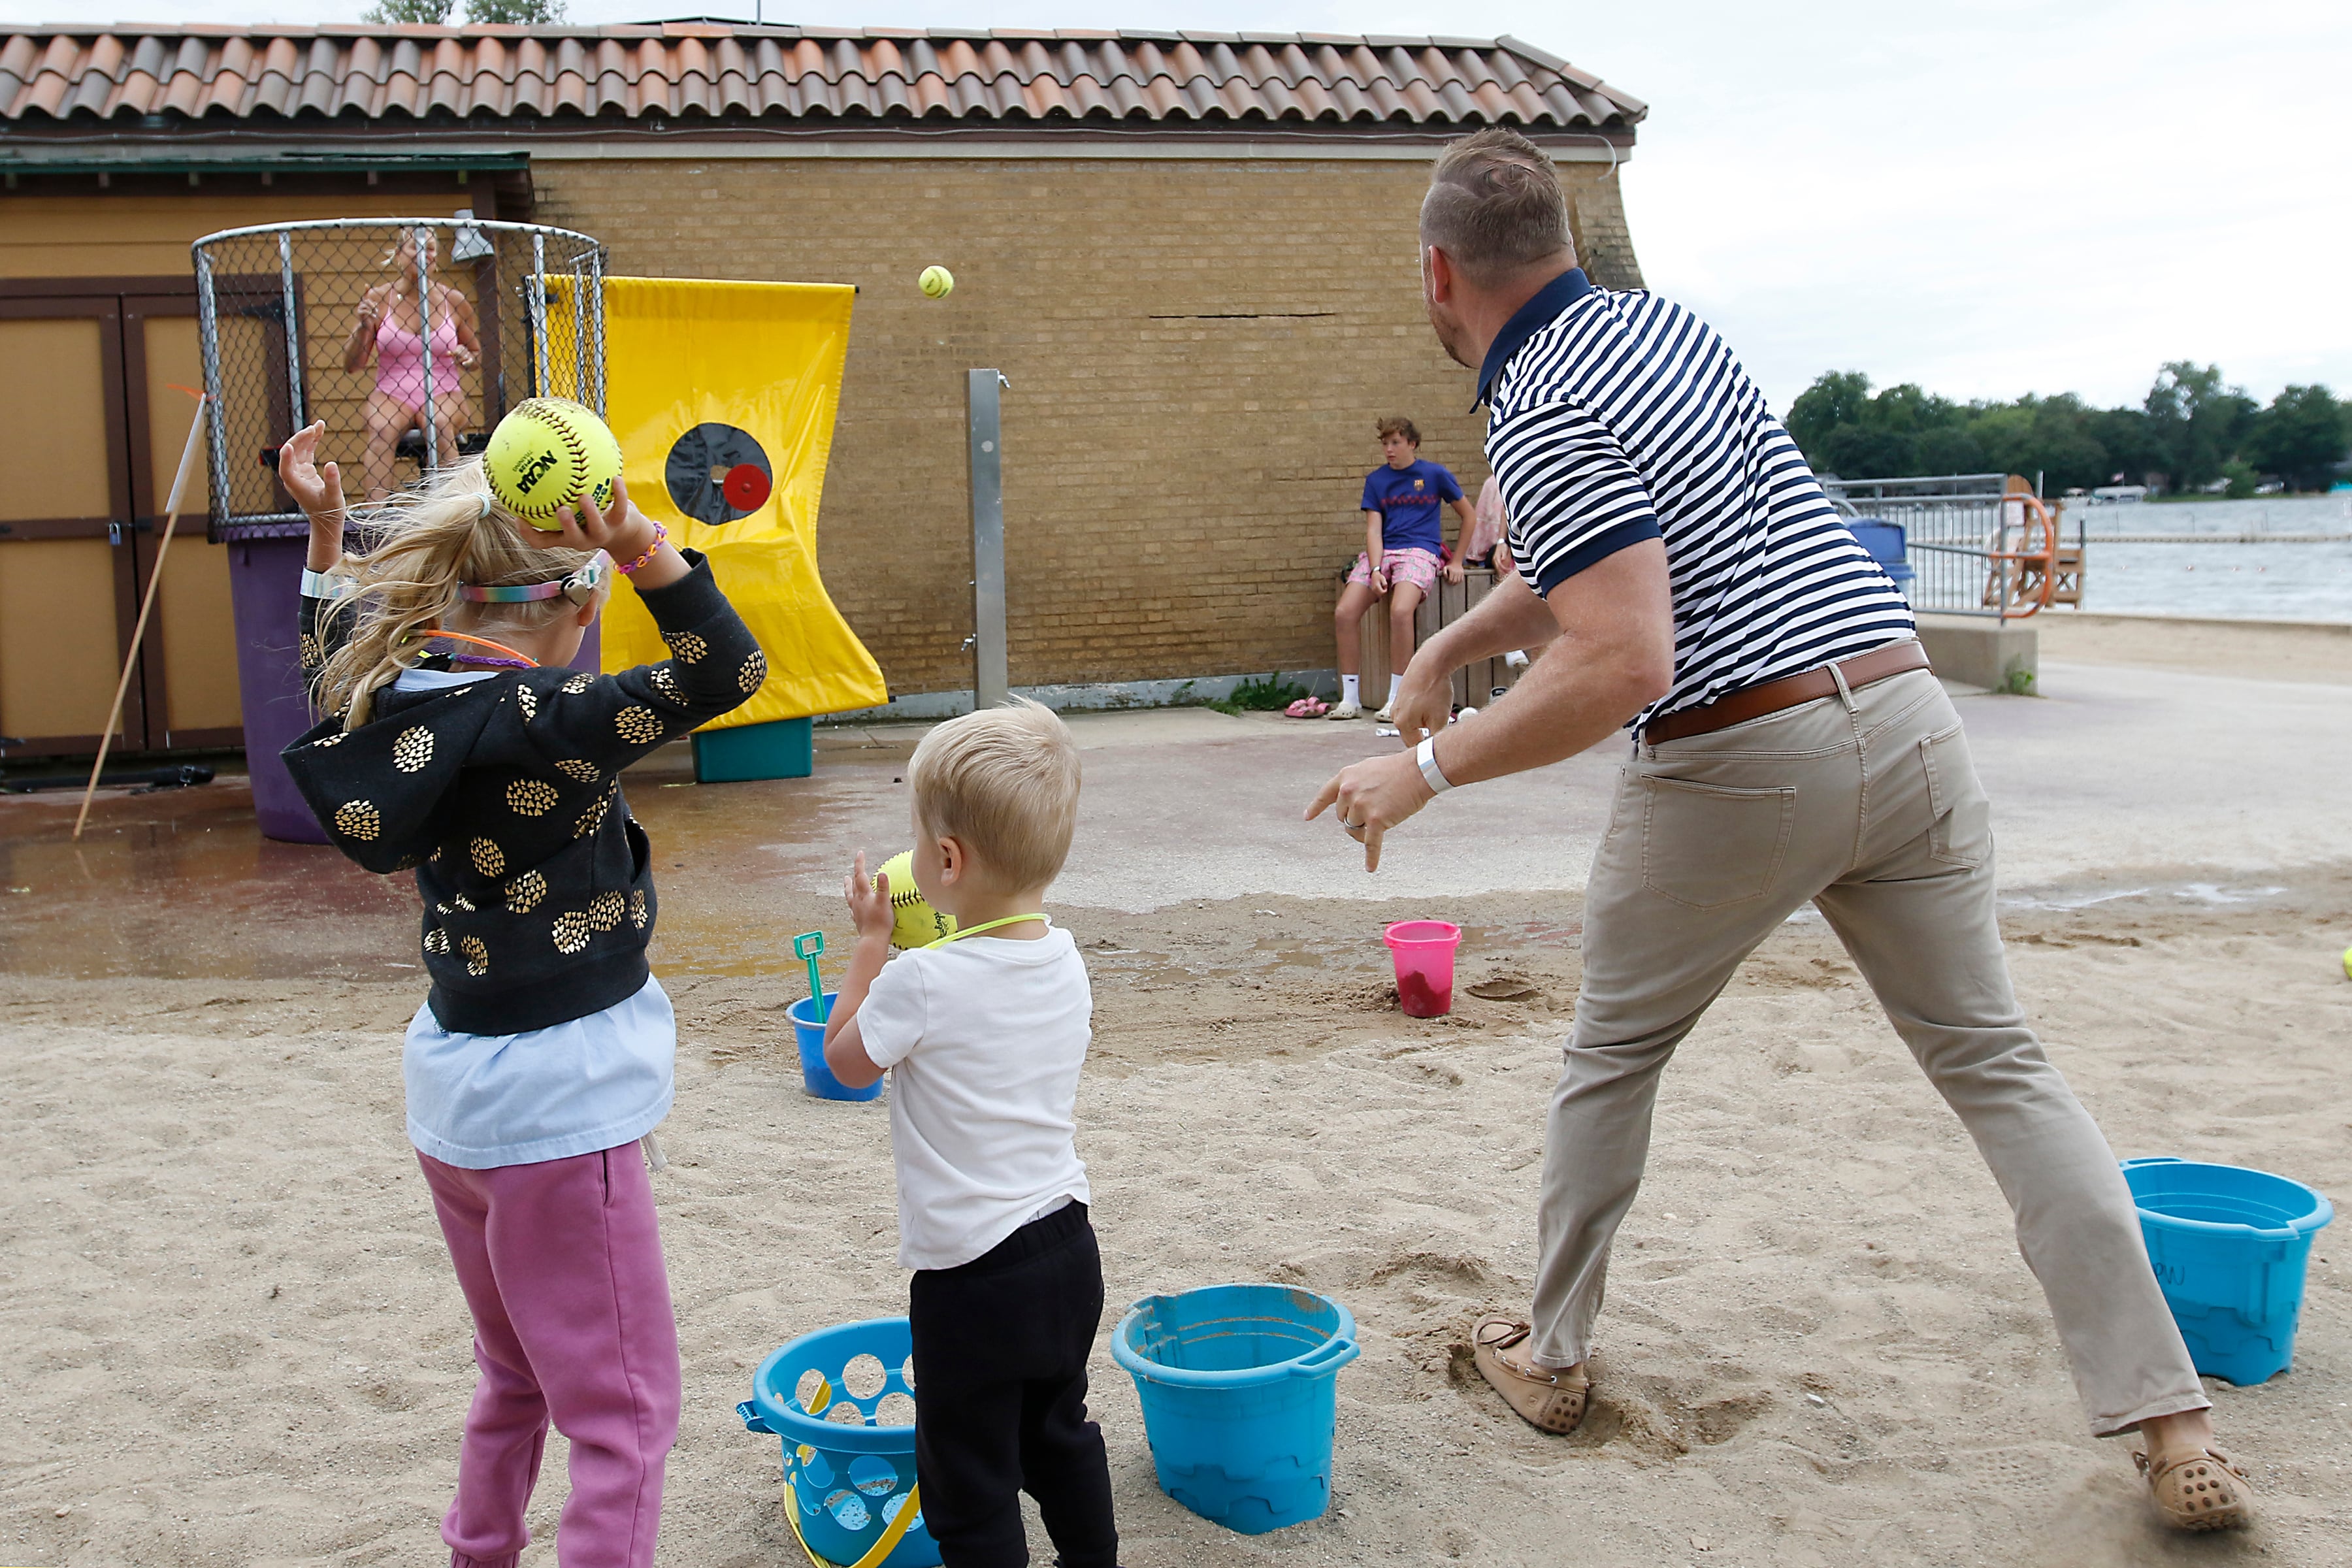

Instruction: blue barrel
[1845,516,1916,591]
[1112,1284,1360,1535]
[738,1317,939,1568]
[2123,1157,2332,1386]
[789,993,882,1102]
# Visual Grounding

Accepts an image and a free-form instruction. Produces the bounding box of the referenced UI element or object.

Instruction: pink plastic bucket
[1383,921,1462,1017]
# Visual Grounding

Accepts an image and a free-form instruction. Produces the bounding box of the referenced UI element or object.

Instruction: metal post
[278,230,304,429]
[568,256,590,408]
[193,246,231,525]
[413,224,438,470]
[586,246,606,414]
[530,232,549,400]
[966,369,1010,710]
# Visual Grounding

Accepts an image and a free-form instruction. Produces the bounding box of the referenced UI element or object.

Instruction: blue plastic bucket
[2123,1156,2333,1386]
[789,993,883,1102]
[738,1317,939,1568]
[1112,1284,1360,1535]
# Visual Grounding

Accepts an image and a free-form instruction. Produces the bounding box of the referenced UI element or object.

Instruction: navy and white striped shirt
[1480,270,1915,732]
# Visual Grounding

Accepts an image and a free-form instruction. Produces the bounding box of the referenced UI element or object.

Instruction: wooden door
[0,297,139,757]
[0,280,240,759]
[124,294,242,749]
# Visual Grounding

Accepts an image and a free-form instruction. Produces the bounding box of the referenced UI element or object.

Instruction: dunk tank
[193,218,610,841]
[195,220,885,841]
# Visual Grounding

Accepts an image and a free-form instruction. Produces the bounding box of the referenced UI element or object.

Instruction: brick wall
[533,152,1642,698]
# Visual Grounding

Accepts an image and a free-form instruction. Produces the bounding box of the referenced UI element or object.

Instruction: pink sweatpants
[418,1145,681,1568]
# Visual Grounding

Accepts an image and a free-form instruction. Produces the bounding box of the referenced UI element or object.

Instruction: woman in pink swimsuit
[342,226,482,500]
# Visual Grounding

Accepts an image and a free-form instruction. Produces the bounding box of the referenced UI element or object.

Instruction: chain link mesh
[192,218,605,538]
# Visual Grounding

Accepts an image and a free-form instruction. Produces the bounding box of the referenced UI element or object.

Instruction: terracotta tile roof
[0,24,1642,135]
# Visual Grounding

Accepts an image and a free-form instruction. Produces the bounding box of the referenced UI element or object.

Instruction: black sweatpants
[907,1201,1118,1568]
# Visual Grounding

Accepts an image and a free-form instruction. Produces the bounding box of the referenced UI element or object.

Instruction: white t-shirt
[855,924,1094,1271]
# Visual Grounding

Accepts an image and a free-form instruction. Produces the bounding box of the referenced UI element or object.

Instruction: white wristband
[1415,733,1455,794]
[300,568,357,600]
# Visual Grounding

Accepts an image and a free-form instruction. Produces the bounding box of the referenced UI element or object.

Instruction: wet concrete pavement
[3,657,2342,983]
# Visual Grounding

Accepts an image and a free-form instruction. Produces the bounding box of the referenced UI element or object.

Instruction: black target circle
[664,423,774,526]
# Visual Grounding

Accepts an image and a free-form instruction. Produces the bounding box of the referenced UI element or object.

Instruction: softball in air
[483,397,625,532]
[875,849,956,949]
[918,265,955,300]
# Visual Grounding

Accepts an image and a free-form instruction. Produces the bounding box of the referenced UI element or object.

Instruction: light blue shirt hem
[403,975,678,1171]
[408,1085,674,1171]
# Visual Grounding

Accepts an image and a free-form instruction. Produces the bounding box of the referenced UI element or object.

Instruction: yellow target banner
[593,276,885,724]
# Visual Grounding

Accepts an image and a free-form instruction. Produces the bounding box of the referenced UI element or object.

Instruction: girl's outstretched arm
[278,421,348,572]
[518,475,765,768]
[280,422,359,682]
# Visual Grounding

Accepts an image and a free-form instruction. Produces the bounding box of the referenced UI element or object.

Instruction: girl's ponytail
[314,460,602,728]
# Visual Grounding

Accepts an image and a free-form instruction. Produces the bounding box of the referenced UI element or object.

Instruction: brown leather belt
[1641,640,1932,745]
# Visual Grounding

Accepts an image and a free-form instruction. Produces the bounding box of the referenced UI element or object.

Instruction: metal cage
[191,217,606,536]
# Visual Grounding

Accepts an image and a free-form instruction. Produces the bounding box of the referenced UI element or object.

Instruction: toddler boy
[821,698,1115,1568]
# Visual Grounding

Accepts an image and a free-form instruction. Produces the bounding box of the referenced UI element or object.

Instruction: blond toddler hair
[907,697,1081,889]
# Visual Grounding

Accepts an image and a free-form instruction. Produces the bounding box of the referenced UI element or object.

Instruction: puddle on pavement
[0,778,416,981]
[0,755,896,983]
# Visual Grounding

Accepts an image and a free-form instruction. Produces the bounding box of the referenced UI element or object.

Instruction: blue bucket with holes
[1112,1284,1360,1534]
[2124,1157,2332,1386]
[738,1318,938,1567]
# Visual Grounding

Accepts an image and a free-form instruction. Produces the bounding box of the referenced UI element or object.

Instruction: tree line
[365,0,561,22]
[1786,363,2352,497]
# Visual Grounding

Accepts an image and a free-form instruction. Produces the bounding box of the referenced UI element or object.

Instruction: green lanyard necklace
[923,913,1048,948]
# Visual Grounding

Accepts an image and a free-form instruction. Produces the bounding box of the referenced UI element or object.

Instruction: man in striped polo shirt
[1308,129,2246,1531]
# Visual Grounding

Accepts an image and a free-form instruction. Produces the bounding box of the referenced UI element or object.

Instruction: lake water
[2061,496,2352,623]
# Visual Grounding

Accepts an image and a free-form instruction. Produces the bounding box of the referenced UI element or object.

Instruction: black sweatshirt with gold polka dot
[282,549,763,1034]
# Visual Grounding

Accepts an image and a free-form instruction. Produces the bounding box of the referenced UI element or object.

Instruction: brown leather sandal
[2136,1446,2254,1531]
[1471,1315,1588,1433]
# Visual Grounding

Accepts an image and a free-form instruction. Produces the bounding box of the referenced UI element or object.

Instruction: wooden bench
[1349,565,1530,711]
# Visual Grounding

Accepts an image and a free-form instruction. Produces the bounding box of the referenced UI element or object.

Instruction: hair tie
[476,493,495,522]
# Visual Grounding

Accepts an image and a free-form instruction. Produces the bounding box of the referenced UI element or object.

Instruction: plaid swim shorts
[1347,546,1443,593]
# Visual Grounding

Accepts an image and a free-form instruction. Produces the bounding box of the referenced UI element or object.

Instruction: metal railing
[1824,472,2065,618]
[191,217,606,537]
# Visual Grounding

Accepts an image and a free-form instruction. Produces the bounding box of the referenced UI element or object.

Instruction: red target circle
[722,463,772,511]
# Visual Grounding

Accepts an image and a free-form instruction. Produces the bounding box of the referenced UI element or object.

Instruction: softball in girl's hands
[875,850,956,949]
[918,265,955,300]
[483,398,624,532]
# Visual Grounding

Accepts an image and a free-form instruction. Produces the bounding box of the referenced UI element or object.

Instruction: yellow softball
[483,398,624,532]
[875,850,956,949]
[918,265,955,300]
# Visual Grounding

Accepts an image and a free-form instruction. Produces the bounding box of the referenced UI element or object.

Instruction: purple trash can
[221,526,327,844]
[221,524,603,845]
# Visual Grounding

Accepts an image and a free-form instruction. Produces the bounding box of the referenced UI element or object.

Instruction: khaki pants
[1532,664,2206,1437]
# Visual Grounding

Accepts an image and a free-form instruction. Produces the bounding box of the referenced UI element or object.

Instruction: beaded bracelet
[615,520,669,577]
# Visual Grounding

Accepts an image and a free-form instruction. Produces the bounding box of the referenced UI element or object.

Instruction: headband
[458,549,612,607]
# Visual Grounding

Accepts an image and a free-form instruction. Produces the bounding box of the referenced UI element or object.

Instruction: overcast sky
[13,0,2347,414]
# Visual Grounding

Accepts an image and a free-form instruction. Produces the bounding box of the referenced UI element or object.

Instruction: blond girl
[276,420,763,1568]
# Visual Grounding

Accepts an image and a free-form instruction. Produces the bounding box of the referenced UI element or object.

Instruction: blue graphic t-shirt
[1360,460,1464,554]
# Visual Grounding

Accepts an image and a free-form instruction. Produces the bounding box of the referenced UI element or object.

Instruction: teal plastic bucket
[2123,1156,2333,1386]
[1112,1284,1360,1534]
[738,1317,939,1567]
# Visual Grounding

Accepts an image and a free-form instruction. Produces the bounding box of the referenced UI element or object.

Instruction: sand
[5,621,2350,1567]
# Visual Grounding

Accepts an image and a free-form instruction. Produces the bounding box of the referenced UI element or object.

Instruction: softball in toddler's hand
[875,849,956,949]
[483,397,624,532]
